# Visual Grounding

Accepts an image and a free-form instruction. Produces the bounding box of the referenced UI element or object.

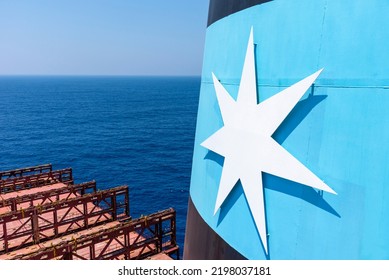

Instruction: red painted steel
[12,208,178,260]
[0,165,178,261]
[0,168,73,194]
[0,181,97,212]
[0,164,52,180]
[0,185,129,253]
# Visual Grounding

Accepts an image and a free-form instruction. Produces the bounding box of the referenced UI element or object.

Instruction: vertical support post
[12,179,16,192]
[158,219,163,253]
[32,210,40,244]
[2,220,8,253]
[112,195,117,220]
[83,200,88,228]
[125,187,130,218]
[90,244,95,259]
[63,250,73,260]
[172,211,177,247]
[69,169,73,182]
[53,206,58,236]
[175,213,179,259]
[124,229,130,260]
[11,199,16,212]
[29,196,33,208]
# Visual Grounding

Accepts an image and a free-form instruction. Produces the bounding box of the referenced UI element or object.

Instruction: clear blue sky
[0,0,209,76]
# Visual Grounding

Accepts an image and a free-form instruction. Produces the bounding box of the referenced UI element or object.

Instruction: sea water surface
[0,76,200,253]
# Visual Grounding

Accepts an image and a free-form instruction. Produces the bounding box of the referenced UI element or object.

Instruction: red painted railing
[0,168,73,194]
[0,185,129,253]
[0,164,52,180]
[12,208,178,260]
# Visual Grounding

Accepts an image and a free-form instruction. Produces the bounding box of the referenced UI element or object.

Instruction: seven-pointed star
[201,28,336,254]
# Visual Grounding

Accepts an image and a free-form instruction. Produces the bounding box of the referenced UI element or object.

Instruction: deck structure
[0,164,179,260]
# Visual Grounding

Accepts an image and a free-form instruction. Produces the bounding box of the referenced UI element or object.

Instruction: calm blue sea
[0,76,200,253]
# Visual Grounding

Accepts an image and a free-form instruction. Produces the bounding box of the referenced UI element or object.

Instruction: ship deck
[0,164,179,260]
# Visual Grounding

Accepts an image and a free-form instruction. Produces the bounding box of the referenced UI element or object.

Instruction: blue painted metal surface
[189,0,389,259]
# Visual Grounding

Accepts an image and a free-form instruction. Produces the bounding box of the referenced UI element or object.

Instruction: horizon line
[0,74,201,78]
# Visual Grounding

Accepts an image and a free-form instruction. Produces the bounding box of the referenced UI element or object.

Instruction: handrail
[0,168,73,194]
[11,208,178,260]
[0,181,97,211]
[0,185,129,253]
[0,164,52,180]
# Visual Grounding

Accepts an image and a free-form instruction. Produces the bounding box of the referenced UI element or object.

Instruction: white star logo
[201,28,337,254]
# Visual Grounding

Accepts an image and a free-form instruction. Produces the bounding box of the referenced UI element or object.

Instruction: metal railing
[0,181,97,212]
[0,168,73,194]
[0,164,52,180]
[11,208,178,260]
[0,185,129,253]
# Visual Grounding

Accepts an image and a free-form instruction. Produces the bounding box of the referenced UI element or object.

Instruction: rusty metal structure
[12,208,178,260]
[0,164,179,260]
[0,185,129,252]
[0,181,97,212]
[0,167,73,194]
[0,164,52,180]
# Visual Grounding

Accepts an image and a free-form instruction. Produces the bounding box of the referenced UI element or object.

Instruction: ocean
[0,76,200,253]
